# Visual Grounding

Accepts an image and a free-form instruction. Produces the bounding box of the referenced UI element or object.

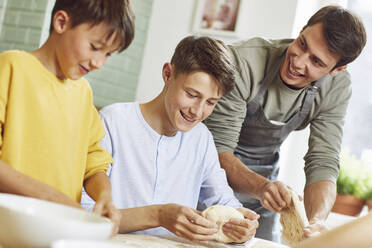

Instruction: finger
[93,201,104,215]
[262,192,282,211]
[185,219,218,236]
[227,218,259,230]
[237,208,260,220]
[276,183,292,206]
[188,212,217,229]
[223,224,255,243]
[268,183,287,208]
[175,224,217,242]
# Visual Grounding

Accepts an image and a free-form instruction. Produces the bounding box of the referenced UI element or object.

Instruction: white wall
[135,0,299,103]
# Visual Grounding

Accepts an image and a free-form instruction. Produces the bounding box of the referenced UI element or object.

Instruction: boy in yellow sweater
[0,0,135,232]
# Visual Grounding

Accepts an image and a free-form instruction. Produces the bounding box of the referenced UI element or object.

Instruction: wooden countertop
[110,234,289,248]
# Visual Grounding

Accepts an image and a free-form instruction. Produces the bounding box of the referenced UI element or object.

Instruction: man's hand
[158,203,218,242]
[259,181,292,212]
[303,218,327,238]
[93,192,121,235]
[222,207,259,243]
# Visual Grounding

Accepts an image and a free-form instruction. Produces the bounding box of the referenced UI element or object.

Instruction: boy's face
[280,22,346,88]
[162,63,222,134]
[54,11,120,80]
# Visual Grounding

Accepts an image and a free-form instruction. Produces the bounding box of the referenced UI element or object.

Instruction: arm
[84,105,118,231]
[219,152,291,212]
[84,172,120,234]
[0,160,81,208]
[198,134,259,243]
[303,180,336,237]
[119,204,218,242]
[303,73,352,235]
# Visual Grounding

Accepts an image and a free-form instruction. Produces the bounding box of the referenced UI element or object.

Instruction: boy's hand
[93,193,121,235]
[222,207,259,243]
[158,203,218,242]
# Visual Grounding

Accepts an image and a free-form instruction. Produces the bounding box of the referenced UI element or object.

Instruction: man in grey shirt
[204,5,366,242]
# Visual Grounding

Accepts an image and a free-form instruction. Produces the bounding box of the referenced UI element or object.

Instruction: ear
[330,65,347,76]
[52,10,70,34]
[162,63,173,85]
[300,25,307,33]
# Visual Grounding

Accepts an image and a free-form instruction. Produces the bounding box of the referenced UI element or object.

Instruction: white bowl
[51,239,132,248]
[0,193,113,248]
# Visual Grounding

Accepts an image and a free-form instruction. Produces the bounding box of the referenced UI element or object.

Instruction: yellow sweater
[0,50,113,202]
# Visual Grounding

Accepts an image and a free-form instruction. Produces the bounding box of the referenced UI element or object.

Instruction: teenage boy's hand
[259,180,292,212]
[93,192,121,235]
[158,203,218,242]
[222,207,259,243]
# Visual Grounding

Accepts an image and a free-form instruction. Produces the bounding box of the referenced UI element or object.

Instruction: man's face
[280,22,342,88]
[55,20,120,80]
[163,64,222,134]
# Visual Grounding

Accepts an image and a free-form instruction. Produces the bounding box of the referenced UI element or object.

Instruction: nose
[190,101,204,119]
[90,54,106,70]
[293,52,309,70]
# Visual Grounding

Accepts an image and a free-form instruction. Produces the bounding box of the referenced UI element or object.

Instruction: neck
[30,37,65,80]
[140,93,177,136]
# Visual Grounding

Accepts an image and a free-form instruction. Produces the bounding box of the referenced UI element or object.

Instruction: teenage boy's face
[163,64,222,134]
[54,13,120,80]
[280,22,345,88]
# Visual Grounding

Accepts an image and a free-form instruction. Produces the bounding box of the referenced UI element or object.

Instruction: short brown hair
[306,5,366,68]
[170,36,235,94]
[50,0,135,52]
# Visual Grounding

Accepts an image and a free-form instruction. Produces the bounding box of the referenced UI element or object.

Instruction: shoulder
[318,70,351,96]
[100,102,137,120]
[229,37,292,57]
[228,38,291,77]
[184,122,213,142]
[0,50,31,65]
[315,70,351,110]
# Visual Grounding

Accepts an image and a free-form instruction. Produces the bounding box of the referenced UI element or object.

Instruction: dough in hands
[280,190,309,246]
[201,205,244,243]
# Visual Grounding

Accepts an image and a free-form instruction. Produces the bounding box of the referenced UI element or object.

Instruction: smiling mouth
[287,61,304,78]
[79,65,90,74]
[180,111,197,123]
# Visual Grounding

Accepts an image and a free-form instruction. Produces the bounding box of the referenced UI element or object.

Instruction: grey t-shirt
[204,37,351,185]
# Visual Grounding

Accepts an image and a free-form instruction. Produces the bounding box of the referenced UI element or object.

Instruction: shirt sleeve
[204,48,250,154]
[81,111,114,210]
[199,131,242,208]
[84,100,113,180]
[0,53,12,156]
[304,73,352,185]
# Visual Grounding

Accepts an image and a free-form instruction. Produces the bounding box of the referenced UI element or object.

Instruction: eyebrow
[300,35,327,67]
[187,88,221,101]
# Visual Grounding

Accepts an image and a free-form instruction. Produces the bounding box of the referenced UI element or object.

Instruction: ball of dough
[201,205,244,243]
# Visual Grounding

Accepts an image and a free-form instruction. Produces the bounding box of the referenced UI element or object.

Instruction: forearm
[0,160,80,208]
[304,180,336,221]
[219,152,270,199]
[119,205,162,233]
[83,171,112,201]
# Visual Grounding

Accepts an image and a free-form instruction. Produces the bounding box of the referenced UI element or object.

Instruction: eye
[186,91,196,98]
[207,100,216,106]
[312,57,322,66]
[90,44,98,51]
[106,52,112,57]
[298,38,305,48]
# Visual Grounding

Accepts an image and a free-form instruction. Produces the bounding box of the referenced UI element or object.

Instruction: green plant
[337,148,368,199]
